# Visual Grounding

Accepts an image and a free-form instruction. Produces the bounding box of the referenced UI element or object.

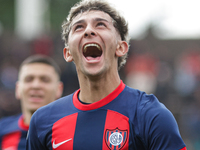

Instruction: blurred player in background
[27,0,186,149]
[0,55,63,150]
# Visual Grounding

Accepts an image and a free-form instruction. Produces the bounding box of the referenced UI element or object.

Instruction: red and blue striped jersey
[0,114,29,150]
[26,81,186,150]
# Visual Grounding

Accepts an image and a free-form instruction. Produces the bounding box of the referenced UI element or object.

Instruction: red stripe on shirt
[2,131,21,150]
[103,109,130,150]
[51,113,78,150]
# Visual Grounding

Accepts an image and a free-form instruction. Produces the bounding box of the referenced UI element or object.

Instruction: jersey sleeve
[139,95,186,150]
[26,112,47,150]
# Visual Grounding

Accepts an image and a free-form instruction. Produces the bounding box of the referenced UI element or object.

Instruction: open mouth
[83,43,102,59]
[31,95,42,98]
[30,94,43,101]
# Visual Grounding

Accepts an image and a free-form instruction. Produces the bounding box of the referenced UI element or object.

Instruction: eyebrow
[95,18,110,23]
[71,17,110,28]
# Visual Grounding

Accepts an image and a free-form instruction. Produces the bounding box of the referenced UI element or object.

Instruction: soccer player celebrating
[27,0,187,149]
[0,55,63,150]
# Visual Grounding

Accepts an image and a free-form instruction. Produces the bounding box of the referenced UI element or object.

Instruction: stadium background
[0,0,200,149]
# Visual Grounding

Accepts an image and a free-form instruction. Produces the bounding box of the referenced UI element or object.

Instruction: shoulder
[0,114,21,126]
[125,85,163,106]
[0,114,22,135]
[36,93,74,113]
[123,85,173,125]
[123,86,186,149]
[123,85,160,108]
[30,93,75,127]
[124,86,171,121]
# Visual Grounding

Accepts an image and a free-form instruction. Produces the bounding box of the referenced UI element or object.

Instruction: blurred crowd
[0,30,200,149]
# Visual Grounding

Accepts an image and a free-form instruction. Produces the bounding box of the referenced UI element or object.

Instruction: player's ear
[115,41,129,57]
[63,47,73,62]
[55,81,64,99]
[15,81,21,100]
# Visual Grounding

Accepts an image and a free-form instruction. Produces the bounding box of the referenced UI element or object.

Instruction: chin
[86,65,106,75]
[30,109,37,114]
[30,106,43,113]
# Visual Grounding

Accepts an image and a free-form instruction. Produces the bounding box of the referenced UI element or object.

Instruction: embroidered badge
[105,128,127,150]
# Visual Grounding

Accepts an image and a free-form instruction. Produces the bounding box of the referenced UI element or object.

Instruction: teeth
[31,95,42,98]
[84,44,100,52]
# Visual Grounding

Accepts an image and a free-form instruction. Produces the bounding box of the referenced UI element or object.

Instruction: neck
[21,109,34,126]
[78,73,121,103]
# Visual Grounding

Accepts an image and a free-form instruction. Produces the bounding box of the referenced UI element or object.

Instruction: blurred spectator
[174,51,200,96]
[174,51,200,150]
[32,34,53,56]
[0,88,20,118]
[155,61,173,103]
[0,61,18,89]
[0,55,63,150]
[125,53,159,94]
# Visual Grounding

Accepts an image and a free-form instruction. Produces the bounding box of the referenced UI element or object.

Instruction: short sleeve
[139,95,186,150]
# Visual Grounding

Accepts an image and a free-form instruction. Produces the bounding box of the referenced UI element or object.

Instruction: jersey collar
[73,80,125,111]
[18,115,29,131]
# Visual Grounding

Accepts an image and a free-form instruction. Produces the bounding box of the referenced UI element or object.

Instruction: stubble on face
[67,11,121,80]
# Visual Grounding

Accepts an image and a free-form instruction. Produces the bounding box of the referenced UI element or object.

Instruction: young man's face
[16,63,63,114]
[64,10,126,78]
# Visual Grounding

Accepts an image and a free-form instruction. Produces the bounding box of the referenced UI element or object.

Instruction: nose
[31,79,42,88]
[84,26,96,37]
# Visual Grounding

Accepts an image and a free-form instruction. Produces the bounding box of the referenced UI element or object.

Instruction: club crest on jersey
[105,128,127,150]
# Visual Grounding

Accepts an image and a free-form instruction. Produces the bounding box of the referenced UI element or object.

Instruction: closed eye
[40,76,51,83]
[97,22,106,27]
[24,76,34,82]
[74,25,84,31]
